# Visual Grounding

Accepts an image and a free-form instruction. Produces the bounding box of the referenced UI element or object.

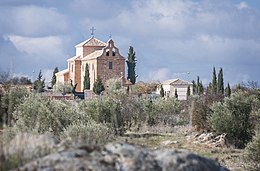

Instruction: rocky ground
[121,126,245,171]
[1,126,245,171]
[15,143,229,171]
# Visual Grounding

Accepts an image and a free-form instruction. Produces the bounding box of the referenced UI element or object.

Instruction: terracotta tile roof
[75,37,106,47]
[81,50,103,61]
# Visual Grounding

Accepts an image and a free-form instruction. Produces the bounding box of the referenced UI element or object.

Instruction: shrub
[60,121,114,145]
[244,134,260,170]
[191,98,211,131]
[13,94,84,136]
[80,96,125,135]
[53,82,73,94]
[210,91,255,148]
[1,86,28,126]
[144,97,181,126]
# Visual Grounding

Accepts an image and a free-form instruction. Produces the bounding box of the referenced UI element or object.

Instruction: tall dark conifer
[83,63,90,90]
[93,76,105,95]
[160,85,164,97]
[33,70,45,93]
[225,82,231,97]
[217,68,224,95]
[187,85,191,97]
[126,46,137,84]
[212,67,217,94]
[197,76,200,95]
[51,67,59,88]
[175,88,178,99]
[192,80,196,95]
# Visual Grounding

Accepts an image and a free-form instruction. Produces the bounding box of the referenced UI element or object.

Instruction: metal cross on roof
[90,26,96,37]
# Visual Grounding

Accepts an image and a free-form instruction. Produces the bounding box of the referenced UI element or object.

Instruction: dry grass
[119,125,245,171]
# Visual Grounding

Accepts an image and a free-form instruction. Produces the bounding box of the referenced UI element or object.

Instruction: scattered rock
[16,142,229,171]
[187,132,227,148]
[161,140,178,146]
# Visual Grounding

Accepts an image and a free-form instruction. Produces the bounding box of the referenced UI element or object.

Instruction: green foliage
[80,96,125,135]
[191,98,211,131]
[33,70,45,93]
[225,82,231,97]
[126,46,138,84]
[1,87,28,126]
[187,86,191,97]
[175,89,178,99]
[244,134,260,170]
[93,76,105,95]
[160,85,164,97]
[13,94,83,136]
[212,67,217,94]
[60,121,114,145]
[217,67,224,95]
[210,91,255,148]
[192,76,204,95]
[145,98,181,126]
[0,155,20,171]
[83,63,90,90]
[53,82,73,94]
[51,67,59,88]
[105,78,125,96]
[192,80,196,95]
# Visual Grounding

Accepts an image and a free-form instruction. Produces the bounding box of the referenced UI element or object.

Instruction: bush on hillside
[244,134,260,170]
[1,86,28,126]
[80,96,125,135]
[144,97,181,126]
[13,94,85,136]
[60,121,114,145]
[191,98,211,131]
[210,91,255,148]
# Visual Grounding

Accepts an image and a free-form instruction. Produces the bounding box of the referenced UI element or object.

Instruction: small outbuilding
[157,79,193,100]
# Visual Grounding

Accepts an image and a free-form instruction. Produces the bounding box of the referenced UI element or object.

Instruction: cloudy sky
[0,0,260,86]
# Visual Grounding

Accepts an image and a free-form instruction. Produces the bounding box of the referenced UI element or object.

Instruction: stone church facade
[56,37,125,92]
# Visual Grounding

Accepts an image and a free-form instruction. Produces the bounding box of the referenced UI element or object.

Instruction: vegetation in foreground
[0,76,260,170]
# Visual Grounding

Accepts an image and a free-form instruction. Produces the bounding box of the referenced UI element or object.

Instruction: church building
[56,36,125,92]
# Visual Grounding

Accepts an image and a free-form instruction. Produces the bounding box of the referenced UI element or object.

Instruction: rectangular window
[109,62,113,69]
[71,64,73,72]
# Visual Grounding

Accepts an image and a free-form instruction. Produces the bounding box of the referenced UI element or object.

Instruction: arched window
[106,49,109,56]
[112,48,116,56]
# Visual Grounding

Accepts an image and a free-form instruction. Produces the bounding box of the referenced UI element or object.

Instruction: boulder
[17,142,229,171]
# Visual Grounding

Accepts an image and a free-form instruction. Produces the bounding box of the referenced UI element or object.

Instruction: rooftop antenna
[90,26,96,37]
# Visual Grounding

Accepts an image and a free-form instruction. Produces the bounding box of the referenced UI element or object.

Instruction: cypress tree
[51,67,59,88]
[93,76,105,95]
[197,81,204,95]
[217,68,224,95]
[212,67,217,94]
[126,46,138,84]
[175,88,178,99]
[83,63,90,90]
[192,80,196,95]
[197,76,200,95]
[160,85,164,97]
[187,85,191,97]
[33,70,45,93]
[225,82,231,97]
